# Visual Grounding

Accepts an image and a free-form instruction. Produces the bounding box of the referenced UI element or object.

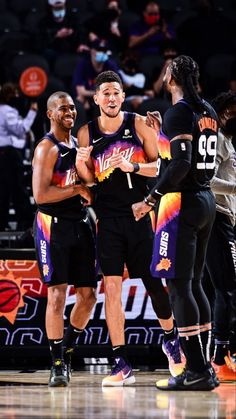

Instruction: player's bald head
[47,91,72,110]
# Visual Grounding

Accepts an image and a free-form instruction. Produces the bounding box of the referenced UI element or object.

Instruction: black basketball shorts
[151,190,216,280]
[34,211,96,288]
[97,214,154,278]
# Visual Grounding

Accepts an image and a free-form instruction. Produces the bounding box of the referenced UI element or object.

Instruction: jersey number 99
[197,134,217,170]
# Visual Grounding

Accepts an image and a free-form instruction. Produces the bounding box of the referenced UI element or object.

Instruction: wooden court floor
[0,367,235,418]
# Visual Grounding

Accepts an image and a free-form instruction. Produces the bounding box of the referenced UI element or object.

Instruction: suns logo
[0,273,27,324]
[156,258,172,272]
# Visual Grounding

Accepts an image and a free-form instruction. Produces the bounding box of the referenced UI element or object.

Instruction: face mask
[52,9,66,20]
[144,14,160,26]
[95,51,109,63]
[223,117,236,136]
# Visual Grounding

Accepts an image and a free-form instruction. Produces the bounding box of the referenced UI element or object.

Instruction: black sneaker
[156,369,215,391]
[48,360,68,387]
[207,362,220,387]
[64,349,73,382]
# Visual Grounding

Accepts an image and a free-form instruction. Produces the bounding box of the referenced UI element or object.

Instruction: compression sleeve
[149,138,192,200]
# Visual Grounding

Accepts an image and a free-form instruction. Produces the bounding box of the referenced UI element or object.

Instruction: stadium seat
[9,0,46,15]
[0,12,21,34]
[6,52,50,81]
[53,53,81,94]
[0,0,7,13]
[204,53,235,96]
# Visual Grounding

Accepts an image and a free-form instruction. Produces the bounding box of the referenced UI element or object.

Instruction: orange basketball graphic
[0,273,27,324]
[0,279,21,313]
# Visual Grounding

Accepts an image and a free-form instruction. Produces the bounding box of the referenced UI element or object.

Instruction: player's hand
[76,146,93,163]
[132,201,152,221]
[146,111,162,132]
[75,184,92,205]
[109,147,133,172]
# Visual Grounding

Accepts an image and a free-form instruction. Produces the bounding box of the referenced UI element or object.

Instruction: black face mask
[223,117,236,136]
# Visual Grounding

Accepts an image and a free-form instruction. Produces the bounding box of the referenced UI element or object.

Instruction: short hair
[211,91,236,114]
[0,82,18,104]
[94,71,123,91]
[47,91,72,110]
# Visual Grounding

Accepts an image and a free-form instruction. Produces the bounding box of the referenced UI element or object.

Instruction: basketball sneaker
[48,360,68,387]
[64,348,73,382]
[156,368,215,391]
[102,357,136,387]
[162,337,186,377]
[207,362,220,387]
[212,352,236,382]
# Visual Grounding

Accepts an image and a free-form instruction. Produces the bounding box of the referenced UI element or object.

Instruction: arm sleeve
[150,103,193,197]
[150,139,192,196]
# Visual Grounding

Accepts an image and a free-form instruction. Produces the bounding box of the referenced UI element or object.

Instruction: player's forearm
[76,162,95,185]
[33,184,81,204]
[146,159,191,203]
[211,176,236,195]
[133,161,159,177]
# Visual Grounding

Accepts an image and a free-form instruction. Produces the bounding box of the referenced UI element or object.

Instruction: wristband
[132,163,140,173]
[144,196,156,207]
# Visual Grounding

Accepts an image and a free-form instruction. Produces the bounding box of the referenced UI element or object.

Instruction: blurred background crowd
[0,0,236,236]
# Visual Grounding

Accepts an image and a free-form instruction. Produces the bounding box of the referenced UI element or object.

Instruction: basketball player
[32,92,97,387]
[76,70,185,387]
[132,55,219,390]
[207,91,236,381]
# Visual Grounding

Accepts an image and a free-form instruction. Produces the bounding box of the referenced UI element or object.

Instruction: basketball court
[0,367,235,418]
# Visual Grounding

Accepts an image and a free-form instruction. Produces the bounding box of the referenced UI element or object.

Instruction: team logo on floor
[0,273,27,324]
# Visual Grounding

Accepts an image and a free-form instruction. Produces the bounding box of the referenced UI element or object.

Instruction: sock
[213,339,229,365]
[112,345,129,363]
[163,327,176,343]
[48,338,64,363]
[200,329,212,362]
[180,334,207,373]
[63,324,84,352]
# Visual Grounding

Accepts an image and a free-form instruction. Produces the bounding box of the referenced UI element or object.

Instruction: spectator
[85,0,125,54]
[119,50,154,111]
[128,1,175,56]
[37,0,85,68]
[0,83,37,231]
[72,38,120,119]
[207,91,236,382]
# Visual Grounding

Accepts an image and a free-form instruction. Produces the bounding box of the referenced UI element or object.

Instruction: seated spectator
[119,50,154,110]
[0,83,37,231]
[128,1,175,56]
[84,0,125,54]
[72,38,120,118]
[37,0,86,68]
